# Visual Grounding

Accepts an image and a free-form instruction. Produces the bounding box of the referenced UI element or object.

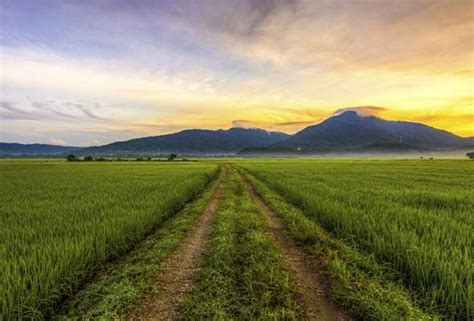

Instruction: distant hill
[240,111,473,155]
[0,143,81,156]
[78,127,289,155]
[4,111,473,157]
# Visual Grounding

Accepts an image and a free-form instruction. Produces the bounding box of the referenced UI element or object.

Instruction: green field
[239,159,474,319]
[0,160,217,319]
[1,159,472,320]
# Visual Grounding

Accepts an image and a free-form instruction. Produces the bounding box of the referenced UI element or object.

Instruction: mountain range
[0,143,82,156]
[1,111,473,156]
[79,127,289,155]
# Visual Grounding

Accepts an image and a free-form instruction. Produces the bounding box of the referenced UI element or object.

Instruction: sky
[0,0,473,146]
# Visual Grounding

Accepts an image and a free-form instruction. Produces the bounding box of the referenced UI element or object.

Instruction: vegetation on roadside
[240,169,436,320]
[181,169,304,320]
[53,168,222,319]
[238,160,473,320]
[66,153,187,162]
[0,161,217,320]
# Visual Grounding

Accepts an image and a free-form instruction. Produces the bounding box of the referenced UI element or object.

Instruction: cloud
[231,119,259,128]
[89,139,101,146]
[0,101,37,120]
[1,0,473,141]
[333,106,389,117]
[62,101,106,120]
[276,120,316,126]
[1,98,109,122]
[48,138,67,146]
[231,118,317,133]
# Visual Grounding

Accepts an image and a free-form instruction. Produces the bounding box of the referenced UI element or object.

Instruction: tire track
[239,171,350,321]
[128,167,228,320]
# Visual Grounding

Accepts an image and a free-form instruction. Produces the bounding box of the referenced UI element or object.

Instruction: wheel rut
[239,171,350,321]
[128,167,228,320]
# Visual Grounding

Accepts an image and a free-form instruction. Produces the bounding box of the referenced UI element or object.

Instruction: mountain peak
[271,109,468,152]
[332,110,381,121]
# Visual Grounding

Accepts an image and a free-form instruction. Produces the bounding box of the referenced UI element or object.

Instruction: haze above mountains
[1,111,473,156]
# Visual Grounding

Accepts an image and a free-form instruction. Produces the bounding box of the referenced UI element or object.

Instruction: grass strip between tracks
[181,168,304,320]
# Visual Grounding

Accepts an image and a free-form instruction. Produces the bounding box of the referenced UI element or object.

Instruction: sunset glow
[1,0,473,145]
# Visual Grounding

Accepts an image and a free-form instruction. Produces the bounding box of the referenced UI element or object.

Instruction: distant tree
[84,155,93,161]
[147,157,152,161]
[66,154,78,162]
[96,157,106,162]
[168,153,177,161]
[467,152,474,159]
[136,157,144,161]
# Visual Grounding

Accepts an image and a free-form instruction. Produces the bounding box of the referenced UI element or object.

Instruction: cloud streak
[1,99,109,122]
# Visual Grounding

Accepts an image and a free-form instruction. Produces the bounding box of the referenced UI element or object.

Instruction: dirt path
[239,172,350,321]
[129,167,228,320]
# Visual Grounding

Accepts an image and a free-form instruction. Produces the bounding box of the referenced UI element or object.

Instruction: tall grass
[239,159,473,320]
[0,160,216,320]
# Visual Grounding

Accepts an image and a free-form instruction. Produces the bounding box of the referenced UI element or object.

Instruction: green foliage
[181,170,302,320]
[66,154,78,162]
[239,159,473,320]
[84,155,93,161]
[168,153,177,161]
[0,160,217,320]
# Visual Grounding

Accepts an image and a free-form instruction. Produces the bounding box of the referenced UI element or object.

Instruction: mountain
[240,111,473,155]
[4,112,472,157]
[0,143,81,156]
[79,127,289,155]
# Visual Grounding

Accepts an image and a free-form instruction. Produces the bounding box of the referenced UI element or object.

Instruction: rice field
[1,159,472,320]
[239,159,474,320]
[0,160,217,320]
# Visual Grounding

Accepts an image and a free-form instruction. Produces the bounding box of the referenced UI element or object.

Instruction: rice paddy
[0,160,217,320]
[1,159,472,320]
[238,159,474,320]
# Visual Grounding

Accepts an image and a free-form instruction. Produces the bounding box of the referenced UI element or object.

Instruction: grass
[181,168,303,320]
[241,168,435,320]
[238,159,473,320]
[2,158,471,320]
[0,160,217,320]
[53,167,222,319]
